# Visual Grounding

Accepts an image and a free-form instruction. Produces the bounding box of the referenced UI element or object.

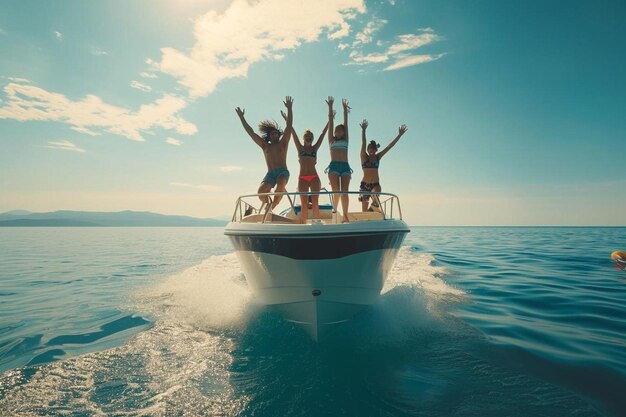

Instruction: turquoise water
[1,227,625,416]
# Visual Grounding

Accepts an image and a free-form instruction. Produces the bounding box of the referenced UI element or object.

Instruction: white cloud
[54,31,63,41]
[130,80,152,92]
[386,32,440,55]
[328,20,351,39]
[45,140,85,153]
[5,77,31,83]
[140,71,158,79]
[166,137,182,146]
[218,165,243,172]
[384,53,445,71]
[91,48,108,56]
[153,0,366,97]
[171,182,223,192]
[388,0,396,5]
[348,50,389,64]
[0,82,197,142]
[353,17,387,46]
[345,28,444,70]
[70,126,99,136]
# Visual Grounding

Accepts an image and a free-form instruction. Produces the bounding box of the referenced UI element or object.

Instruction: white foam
[137,248,462,333]
[383,247,464,299]
[138,253,258,332]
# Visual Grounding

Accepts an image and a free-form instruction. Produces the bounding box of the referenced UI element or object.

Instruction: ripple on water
[1,227,625,416]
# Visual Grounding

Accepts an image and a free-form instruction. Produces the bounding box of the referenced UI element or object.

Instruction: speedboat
[224,191,410,340]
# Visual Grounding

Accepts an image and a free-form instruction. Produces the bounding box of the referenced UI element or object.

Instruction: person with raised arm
[281,109,330,223]
[325,97,352,223]
[358,120,408,211]
[235,96,293,209]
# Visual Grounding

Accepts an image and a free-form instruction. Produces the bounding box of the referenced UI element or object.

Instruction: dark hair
[258,120,283,141]
[368,140,380,150]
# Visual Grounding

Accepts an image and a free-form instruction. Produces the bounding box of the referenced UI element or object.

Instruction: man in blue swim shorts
[236,96,293,209]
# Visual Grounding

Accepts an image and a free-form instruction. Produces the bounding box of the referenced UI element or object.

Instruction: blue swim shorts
[262,167,290,187]
[325,161,352,177]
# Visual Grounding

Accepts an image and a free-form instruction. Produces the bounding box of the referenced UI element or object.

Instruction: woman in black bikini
[282,110,330,223]
[359,119,408,211]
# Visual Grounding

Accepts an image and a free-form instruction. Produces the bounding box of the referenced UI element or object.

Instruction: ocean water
[0,226,625,416]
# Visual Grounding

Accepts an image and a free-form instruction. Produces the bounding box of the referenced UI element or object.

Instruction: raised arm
[281,109,301,151]
[378,124,408,159]
[280,96,293,149]
[313,117,331,151]
[359,119,368,160]
[342,99,350,141]
[235,107,264,148]
[326,96,334,144]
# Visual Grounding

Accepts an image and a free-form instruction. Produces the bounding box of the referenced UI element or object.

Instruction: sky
[0,0,624,226]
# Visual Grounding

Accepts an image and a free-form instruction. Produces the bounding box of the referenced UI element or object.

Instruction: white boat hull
[225,220,409,340]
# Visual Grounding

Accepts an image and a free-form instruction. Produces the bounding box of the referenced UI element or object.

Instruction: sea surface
[0,227,625,416]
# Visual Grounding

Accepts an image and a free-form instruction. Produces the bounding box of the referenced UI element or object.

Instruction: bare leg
[371,184,382,210]
[271,176,289,209]
[298,178,309,224]
[361,197,369,212]
[340,175,351,222]
[310,177,322,219]
[257,182,272,206]
[328,173,340,214]
[299,195,308,223]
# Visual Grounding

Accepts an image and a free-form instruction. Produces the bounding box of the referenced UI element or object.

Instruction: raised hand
[326,96,334,108]
[332,109,337,119]
[283,96,293,109]
[235,107,245,118]
[280,110,287,121]
[399,124,408,135]
[360,119,368,130]
[342,98,351,113]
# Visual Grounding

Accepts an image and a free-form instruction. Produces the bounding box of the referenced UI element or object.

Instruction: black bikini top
[362,155,380,169]
[299,148,316,158]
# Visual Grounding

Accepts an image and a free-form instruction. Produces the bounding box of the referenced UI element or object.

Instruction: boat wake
[135,246,465,340]
[138,252,257,333]
[384,246,464,298]
[0,247,468,416]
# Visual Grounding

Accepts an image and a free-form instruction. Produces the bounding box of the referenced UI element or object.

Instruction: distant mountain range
[0,210,227,227]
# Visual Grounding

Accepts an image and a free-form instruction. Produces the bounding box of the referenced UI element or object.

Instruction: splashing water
[384,247,464,298]
[138,253,257,332]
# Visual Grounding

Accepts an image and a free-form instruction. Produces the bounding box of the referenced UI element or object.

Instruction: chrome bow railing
[230,190,403,223]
